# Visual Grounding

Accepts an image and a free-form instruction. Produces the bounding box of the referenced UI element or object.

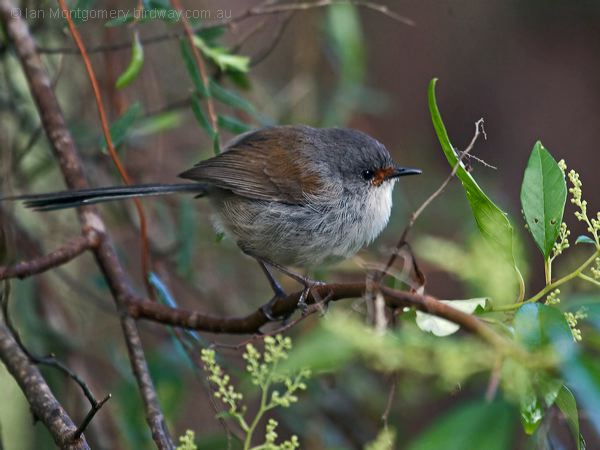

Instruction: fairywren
[4,125,421,309]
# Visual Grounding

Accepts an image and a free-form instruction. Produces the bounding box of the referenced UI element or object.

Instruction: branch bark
[127,282,506,348]
[0,1,173,447]
[0,322,90,450]
[0,234,97,280]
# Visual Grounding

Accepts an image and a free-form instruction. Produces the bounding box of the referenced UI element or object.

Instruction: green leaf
[428,79,515,263]
[192,36,249,73]
[209,80,256,115]
[116,32,144,89]
[520,141,567,259]
[428,79,523,293]
[407,401,515,450]
[217,114,252,134]
[132,111,183,137]
[190,92,215,138]
[180,40,206,94]
[555,385,583,450]
[576,235,596,245]
[195,26,226,45]
[101,102,142,152]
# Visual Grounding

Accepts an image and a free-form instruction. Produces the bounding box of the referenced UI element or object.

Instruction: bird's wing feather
[179,128,323,204]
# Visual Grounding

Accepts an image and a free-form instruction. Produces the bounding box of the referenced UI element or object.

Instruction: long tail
[1,183,208,211]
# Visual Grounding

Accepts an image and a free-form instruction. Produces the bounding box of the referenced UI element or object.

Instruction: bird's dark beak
[388,165,422,179]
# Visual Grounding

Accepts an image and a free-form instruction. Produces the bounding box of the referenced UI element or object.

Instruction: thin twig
[0,282,90,449]
[73,394,112,440]
[249,12,295,67]
[1,282,111,440]
[36,0,412,55]
[377,118,486,282]
[0,234,97,280]
[248,0,414,26]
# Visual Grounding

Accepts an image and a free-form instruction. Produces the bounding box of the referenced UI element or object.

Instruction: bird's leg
[245,250,322,319]
[257,261,289,321]
[254,255,323,314]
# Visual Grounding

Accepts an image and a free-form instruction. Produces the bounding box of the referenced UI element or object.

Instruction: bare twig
[0,284,90,449]
[377,118,486,282]
[0,233,97,280]
[1,284,111,442]
[36,0,412,55]
[73,394,112,440]
[247,0,414,26]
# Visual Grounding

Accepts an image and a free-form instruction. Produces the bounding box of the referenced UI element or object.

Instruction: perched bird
[3,125,421,314]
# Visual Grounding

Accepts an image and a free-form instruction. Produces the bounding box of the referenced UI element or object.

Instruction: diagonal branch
[0,1,174,448]
[0,233,98,280]
[0,321,90,450]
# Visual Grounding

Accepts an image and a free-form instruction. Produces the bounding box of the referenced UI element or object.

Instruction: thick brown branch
[0,1,173,447]
[0,233,97,280]
[0,322,90,450]
[127,283,505,347]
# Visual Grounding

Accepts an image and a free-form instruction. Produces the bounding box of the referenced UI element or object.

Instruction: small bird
[3,125,420,313]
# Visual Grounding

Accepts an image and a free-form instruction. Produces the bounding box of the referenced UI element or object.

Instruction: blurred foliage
[1,1,599,450]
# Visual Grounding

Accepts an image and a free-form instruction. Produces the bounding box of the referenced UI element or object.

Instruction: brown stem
[127,282,506,348]
[0,234,97,280]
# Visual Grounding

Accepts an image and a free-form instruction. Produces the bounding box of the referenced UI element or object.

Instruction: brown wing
[179,127,323,204]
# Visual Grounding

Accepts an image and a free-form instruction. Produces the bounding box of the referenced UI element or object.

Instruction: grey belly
[211,195,365,267]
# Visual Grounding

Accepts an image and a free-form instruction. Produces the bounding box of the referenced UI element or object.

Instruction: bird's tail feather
[1,183,208,211]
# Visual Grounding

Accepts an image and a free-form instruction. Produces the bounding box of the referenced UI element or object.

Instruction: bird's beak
[388,165,422,179]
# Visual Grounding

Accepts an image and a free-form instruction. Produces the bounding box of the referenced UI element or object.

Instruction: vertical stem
[544,258,552,285]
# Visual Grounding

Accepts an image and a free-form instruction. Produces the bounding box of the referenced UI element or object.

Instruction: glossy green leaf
[101,102,142,152]
[555,385,583,450]
[575,235,596,245]
[428,79,517,265]
[520,142,567,259]
[116,32,144,89]
[217,114,252,134]
[407,401,515,450]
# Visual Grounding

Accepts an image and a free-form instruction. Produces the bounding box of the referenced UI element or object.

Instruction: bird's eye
[361,169,375,181]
